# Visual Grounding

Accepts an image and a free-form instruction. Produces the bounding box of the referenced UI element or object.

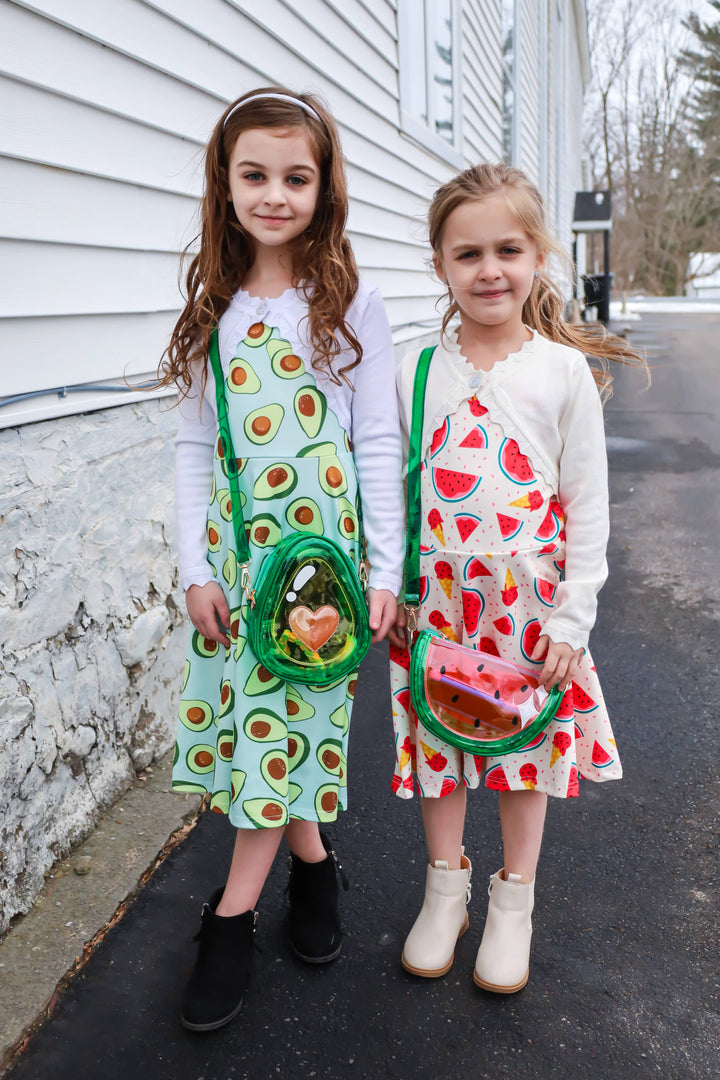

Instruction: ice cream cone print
[435,559,454,599]
[501,568,518,606]
[428,508,445,546]
[550,730,572,767]
[399,735,412,771]
[428,610,459,641]
[418,739,448,773]
[508,490,543,510]
[519,763,537,790]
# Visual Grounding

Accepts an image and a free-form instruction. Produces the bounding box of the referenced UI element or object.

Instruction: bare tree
[584,0,720,295]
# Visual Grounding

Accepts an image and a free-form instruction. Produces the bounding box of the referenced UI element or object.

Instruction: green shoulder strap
[208,327,251,565]
[404,345,436,609]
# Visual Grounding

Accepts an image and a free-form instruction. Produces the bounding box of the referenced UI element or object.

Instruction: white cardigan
[396,328,609,651]
[175,280,404,597]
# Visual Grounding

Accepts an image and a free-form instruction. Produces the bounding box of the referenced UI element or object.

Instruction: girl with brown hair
[388,162,646,994]
[163,88,403,1030]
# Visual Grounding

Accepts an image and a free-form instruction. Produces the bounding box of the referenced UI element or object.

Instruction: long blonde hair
[428,162,647,396]
[158,87,361,397]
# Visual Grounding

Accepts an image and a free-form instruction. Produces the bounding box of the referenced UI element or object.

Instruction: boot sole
[401,913,469,978]
[180,994,245,1032]
[472,968,529,994]
[291,942,342,964]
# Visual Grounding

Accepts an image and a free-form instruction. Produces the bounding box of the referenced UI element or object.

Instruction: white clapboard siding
[462,2,503,164]
[1,312,177,398]
[0,0,588,427]
[0,242,182,320]
[0,159,199,252]
[519,0,541,184]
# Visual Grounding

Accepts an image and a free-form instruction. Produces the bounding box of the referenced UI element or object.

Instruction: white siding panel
[1,313,176,397]
[0,159,198,252]
[350,0,397,37]
[462,2,503,163]
[519,0,540,183]
[0,242,181,319]
[0,3,223,140]
[0,77,203,196]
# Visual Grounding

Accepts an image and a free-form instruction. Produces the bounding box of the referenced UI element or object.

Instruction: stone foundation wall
[0,397,187,934]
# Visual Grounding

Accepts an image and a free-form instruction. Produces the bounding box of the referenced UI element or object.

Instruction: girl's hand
[185,582,231,649]
[387,603,409,649]
[530,634,584,692]
[367,588,399,644]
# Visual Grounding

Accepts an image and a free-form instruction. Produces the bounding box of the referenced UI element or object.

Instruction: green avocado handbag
[403,347,562,755]
[208,328,371,685]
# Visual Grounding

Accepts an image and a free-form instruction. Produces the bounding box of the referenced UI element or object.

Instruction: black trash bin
[582,274,613,324]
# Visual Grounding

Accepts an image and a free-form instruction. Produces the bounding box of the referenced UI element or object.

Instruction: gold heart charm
[288,605,340,651]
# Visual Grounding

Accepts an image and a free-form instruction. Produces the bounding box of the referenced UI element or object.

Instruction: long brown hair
[158,87,361,396]
[428,162,648,397]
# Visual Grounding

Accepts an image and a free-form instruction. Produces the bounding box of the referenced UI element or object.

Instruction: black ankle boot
[180,890,256,1032]
[287,834,349,963]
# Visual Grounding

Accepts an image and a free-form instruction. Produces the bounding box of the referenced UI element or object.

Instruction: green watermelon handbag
[403,347,562,755]
[208,328,371,686]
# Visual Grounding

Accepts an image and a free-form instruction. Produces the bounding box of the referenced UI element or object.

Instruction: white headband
[224,93,322,127]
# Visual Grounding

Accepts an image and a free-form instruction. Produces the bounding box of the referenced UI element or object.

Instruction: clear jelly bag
[409,630,562,756]
[248,534,371,686]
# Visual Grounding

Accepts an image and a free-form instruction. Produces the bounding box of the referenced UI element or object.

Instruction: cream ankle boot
[473,869,534,993]
[401,853,472,977]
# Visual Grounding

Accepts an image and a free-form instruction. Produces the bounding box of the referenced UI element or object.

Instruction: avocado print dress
[389,392,621,800]
[172,318,362,829]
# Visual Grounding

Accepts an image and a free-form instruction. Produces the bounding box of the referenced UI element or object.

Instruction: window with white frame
[398,0,463,165]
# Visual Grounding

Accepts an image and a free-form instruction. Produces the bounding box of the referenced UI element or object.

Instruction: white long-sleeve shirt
[175,280,405,597]
[396,327,610,651]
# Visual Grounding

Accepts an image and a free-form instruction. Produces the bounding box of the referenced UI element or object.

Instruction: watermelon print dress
[172,320,361,828]
[389,393,621,800]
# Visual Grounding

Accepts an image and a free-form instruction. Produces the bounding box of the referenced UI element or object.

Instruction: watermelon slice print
[591,740,614,768]
[485,763,511,790]
[499,438,535,485]
[464,555,492,580]
[432,467,482,503]
[534,504,561,543]
[534,577,556,606]
[455,513,482,543]
[479,636,500,656]
[493,614,515,637]
[567,765,579,797]
[419,574,430,603]
[521,729,548,750]
[572,684,599,713]
[459,424,488,450]
[430,417,450,457]
[440,776,457,797]
[469,396,489,417]
[391,773,402,793]
[462,588,484,636]
[393,688,411,714]
[520,618,542,662]
[497,513,523,541]
[389,644,411,670]
[554,689,575,721]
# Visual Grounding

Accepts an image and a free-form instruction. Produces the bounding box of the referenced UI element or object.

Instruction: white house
[0,0,590,929]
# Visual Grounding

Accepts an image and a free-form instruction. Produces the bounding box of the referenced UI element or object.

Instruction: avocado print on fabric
[172,322,363,828]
